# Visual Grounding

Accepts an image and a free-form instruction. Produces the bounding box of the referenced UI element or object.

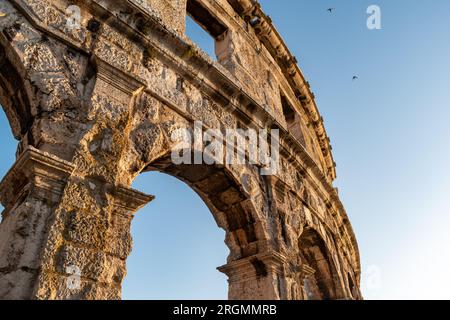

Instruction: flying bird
[352,76,359,81]
[327,8,335,13]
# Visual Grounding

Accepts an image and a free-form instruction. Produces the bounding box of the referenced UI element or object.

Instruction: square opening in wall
[186,0,228,61]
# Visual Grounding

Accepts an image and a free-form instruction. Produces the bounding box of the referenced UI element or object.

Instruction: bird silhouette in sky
[352,76,359,81]
[327,8,335,13]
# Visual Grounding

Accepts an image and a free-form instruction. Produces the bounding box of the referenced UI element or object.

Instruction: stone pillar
[0,147,154,300]
[301,264,319,300]
[218,251,286,300]
[0,147,74,299]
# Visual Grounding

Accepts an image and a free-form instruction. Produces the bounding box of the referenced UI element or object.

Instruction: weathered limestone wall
[0,0,361,300]
[137,0,187,34]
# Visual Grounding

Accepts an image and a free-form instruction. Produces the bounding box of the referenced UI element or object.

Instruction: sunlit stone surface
[0,0,361,300]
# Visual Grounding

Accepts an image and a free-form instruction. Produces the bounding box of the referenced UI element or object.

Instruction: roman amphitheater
[0,0,361,300]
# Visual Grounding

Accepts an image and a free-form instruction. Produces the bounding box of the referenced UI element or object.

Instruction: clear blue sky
[1,0,449,300]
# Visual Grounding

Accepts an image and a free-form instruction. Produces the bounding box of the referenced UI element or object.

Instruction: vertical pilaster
[218,251,286,300]
[0,147,74,299]
[0,147,154,299]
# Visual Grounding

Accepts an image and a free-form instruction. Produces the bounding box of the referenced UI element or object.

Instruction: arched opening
[122,154,265,299]
[0,109,18,218]
[347,272,356,299]
[0,38,33,142]
[122,171,228,299]
[185,0,228,61]
[0,40,31,219]
[298,227,339,300]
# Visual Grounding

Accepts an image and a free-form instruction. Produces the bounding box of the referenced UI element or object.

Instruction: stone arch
[346,271,360,300]
[298,227,340,300]
[0,0,362,300]
[0,34,34,143]
[141,152,270,262]
[124,148,278,299]
[121,90,273,260]
[114,85,283,298]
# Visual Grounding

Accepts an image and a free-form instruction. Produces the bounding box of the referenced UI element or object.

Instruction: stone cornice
[0,147,75,189]
[218,251,286,283]
[0,147,75,215]
[95,59,147,96]
[302,264,316,276]
[0,146,154,219]
[111,186,155,214]
[9,0,88,53]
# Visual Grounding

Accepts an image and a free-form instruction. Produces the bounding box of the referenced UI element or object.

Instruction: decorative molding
[95,59,147,96]
[0,147,75,216]
[218,251,286,283]
[111,185,155,214]
[302,264,316,276]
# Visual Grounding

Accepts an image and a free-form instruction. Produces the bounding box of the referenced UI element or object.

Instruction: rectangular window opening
[186,0,228,61]
[281,92,306,146]
[281,94,296,124]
